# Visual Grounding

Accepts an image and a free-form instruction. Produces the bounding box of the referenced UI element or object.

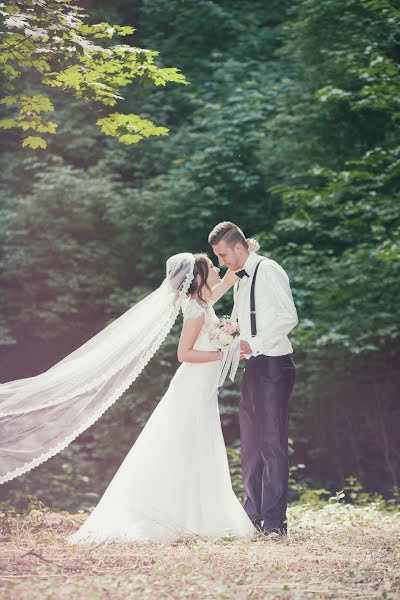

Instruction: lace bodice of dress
[181,298,218,339]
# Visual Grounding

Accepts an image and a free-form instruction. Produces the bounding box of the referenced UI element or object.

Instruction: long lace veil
[0,253,196,484]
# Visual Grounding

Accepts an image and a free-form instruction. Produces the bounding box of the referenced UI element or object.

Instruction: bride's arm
[209,269,238,306]
[209,237,260,305]
[177,314,222,363]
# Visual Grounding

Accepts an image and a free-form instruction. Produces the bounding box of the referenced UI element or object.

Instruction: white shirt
[231,252,298,357]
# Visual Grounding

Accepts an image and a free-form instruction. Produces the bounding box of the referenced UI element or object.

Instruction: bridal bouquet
[208,316,240,350]
[209,317,241,392]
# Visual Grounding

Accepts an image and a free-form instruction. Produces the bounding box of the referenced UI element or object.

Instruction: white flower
[219,332,233,345]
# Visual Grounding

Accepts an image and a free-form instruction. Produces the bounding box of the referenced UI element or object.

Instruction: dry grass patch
[0,503,399,599]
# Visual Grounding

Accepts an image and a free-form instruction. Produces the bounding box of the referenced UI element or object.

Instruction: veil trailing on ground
[0,253,197,484]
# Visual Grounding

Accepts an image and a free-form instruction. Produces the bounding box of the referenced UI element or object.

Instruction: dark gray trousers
[239,354,296,528]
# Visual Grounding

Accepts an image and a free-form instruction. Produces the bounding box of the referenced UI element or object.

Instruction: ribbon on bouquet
[215,336,241,391]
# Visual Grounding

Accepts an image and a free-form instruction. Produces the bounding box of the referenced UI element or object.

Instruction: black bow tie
[236,269,249,279]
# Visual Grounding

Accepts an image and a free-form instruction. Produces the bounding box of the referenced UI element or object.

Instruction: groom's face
[212,240,245,271]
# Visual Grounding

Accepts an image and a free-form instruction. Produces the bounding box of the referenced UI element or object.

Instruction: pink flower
[224,324,236,335]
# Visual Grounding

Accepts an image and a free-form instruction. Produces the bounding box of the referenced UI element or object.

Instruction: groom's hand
[240,340,252,359]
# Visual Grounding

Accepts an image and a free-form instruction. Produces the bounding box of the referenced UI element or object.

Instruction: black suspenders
[236,258,265,337]
[250,258,265,337]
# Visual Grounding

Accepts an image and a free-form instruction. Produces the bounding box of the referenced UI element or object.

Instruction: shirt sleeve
[243,262,298,355]
[230,282,239,324]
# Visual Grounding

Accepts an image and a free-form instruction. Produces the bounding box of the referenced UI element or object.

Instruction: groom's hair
[208,221,247,248]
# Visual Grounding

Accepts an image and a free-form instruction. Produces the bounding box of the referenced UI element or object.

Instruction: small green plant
[27,496,50,517]
[341,476,400,512]
[226,446,244,501]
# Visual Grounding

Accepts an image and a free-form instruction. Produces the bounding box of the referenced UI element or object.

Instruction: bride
[0,242,259,543]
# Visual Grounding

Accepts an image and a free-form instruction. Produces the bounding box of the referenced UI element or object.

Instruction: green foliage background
[0,0,399,510]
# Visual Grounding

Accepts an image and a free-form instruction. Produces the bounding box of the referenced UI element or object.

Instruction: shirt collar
[240,252,259,277]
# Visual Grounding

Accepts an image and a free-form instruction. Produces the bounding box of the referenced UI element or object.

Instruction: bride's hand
[224,268,239,285]
[246,237,260,253]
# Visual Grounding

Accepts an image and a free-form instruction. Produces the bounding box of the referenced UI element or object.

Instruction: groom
[209,222,298,536]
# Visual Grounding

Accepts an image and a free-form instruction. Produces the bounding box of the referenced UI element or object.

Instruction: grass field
[0,502,399,599]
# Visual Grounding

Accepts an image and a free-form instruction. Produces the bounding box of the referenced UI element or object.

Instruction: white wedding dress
[68,298,254,544]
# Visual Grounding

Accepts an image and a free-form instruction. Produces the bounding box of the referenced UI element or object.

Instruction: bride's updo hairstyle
[187,254,211,306]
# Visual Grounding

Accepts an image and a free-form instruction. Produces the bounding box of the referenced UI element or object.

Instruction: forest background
[0,0,399,512]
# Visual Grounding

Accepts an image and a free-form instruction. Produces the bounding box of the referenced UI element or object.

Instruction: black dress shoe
[262,524,287,537]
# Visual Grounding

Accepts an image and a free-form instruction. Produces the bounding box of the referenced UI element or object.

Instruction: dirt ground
[0,503,399,599]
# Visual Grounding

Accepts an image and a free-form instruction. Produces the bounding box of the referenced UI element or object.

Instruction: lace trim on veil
[0,270,194,485]
[0,310,177,416]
